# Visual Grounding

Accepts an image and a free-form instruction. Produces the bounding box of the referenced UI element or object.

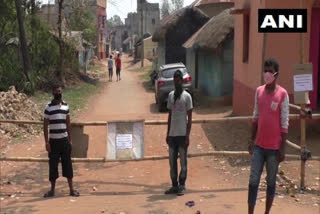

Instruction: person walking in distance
[43,83,80,198]
[248,58,289,214]
[108,55,113,82]
[165,70,193,196]
[115,53,122,81]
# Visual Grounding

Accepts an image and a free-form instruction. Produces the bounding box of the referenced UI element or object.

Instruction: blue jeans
[168,136,188,187]
[248,145,279,206]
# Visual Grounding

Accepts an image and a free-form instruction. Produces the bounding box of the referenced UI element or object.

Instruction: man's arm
[185,109,192,148]
[279,94,289,162]
[249,90,259,154]
[166,110,171,144]
[186,109,192,137]
[66,115,72,147]
[43,119,50,152]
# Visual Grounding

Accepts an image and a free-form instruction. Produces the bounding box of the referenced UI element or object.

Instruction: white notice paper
[293,74,313,92]
[116,134,133,149]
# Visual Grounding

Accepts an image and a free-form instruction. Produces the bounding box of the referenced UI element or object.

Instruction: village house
[183,0,234,104]
[231,0,320,115]
[152,4,209,70]
[39,0,108,60]
[183,8,234,103]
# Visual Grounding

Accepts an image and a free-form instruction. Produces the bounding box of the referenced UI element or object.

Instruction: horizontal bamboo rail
[1,151,319,162]
[289,104,312,116]
[286,140,301,151]
[1,114,319,126]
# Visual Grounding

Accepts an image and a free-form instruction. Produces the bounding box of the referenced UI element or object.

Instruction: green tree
[107,15,124,28]
[15,0,31,82]
[68,0,96,44]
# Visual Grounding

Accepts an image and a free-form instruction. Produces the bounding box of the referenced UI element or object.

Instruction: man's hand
[278,148,285,162]
[69,141,73,152]
[185,136,189,148]
[248,139,254,155]
[45,143,51,153]
[166,136,170,144]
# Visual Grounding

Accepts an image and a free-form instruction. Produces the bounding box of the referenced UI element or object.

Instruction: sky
[40,0,196,21]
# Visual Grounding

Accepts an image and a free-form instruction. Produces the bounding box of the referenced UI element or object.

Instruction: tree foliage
[171,0,184,11]
[107,15,124,28]
[68,0,96,44]
[161,0,171,19]
[0,0,66,93]
[161,0,184,18]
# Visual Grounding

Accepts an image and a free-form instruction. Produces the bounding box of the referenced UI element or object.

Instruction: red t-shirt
[253,85,289,150]
[115,57,121,69]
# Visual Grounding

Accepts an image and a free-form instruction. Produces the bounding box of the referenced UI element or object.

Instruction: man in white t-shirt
[108,55,113,81]
[165,70,193,196]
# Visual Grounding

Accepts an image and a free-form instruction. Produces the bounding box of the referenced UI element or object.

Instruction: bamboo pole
[289,103,312,115]
[298,0,307,190]
[1,114,320,127]
[1,152,319,163]
[286,139,301,151]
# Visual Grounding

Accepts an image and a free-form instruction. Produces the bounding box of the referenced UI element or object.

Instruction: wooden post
[298,0,306,190]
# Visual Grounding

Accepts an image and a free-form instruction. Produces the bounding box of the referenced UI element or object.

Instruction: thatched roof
[152,5,208,42]
[183,8,234,51]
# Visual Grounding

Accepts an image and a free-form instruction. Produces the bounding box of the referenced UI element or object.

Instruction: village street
[0,56,319,214]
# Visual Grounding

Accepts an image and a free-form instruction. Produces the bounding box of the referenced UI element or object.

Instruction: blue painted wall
[197,38,234,98]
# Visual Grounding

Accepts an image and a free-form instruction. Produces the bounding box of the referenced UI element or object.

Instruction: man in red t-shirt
[115,53,121,81]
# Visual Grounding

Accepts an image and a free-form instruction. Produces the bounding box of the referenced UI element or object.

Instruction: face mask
[175,83,182,90]
[263,72,276,85]
[54,93,62,100]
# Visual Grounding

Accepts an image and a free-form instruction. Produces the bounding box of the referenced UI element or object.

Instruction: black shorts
[48,138,73,181]
[108,68,113,75]
[116,68,121,75]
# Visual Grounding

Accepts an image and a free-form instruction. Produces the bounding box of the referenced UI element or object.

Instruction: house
[40,0,108,60]
[50,31,95,70]
[152,5,209,70]
[134,33,152,60]
[110,25,128,52]
[134,36,157,60]
[231,0,320,115]
[137,0,160,36]
[183,8,234,101]
[195,0,234,17]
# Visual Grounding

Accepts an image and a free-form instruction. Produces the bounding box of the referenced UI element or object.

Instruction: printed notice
[116,134,133,150]
[294,74,313,92]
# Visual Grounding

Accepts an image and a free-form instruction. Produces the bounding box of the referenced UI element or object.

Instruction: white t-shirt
[108,58,113,69]
[167,90,193,136]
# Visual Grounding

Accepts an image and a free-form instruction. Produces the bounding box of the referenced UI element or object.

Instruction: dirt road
[0,56,319,214]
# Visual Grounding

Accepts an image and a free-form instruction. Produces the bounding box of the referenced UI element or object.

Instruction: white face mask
[263,72,277,85]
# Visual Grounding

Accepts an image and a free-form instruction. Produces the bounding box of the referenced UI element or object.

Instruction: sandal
[70,189,80,197]
[43,190,54,198]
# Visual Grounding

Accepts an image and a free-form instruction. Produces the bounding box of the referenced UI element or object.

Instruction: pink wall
[264,0,315,95]
[233,0,319,115]
[233,0,265,115]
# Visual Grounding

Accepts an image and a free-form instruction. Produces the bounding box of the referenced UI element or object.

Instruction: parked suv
[154,63,193,112]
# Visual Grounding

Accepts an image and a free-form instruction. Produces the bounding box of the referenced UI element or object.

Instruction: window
[152,18,155,25]
[242,13,250,63]
[161,68,187,78]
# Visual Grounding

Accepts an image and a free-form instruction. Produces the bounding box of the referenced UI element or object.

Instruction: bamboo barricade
[1,151,320,163]
[1,114,319,126]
